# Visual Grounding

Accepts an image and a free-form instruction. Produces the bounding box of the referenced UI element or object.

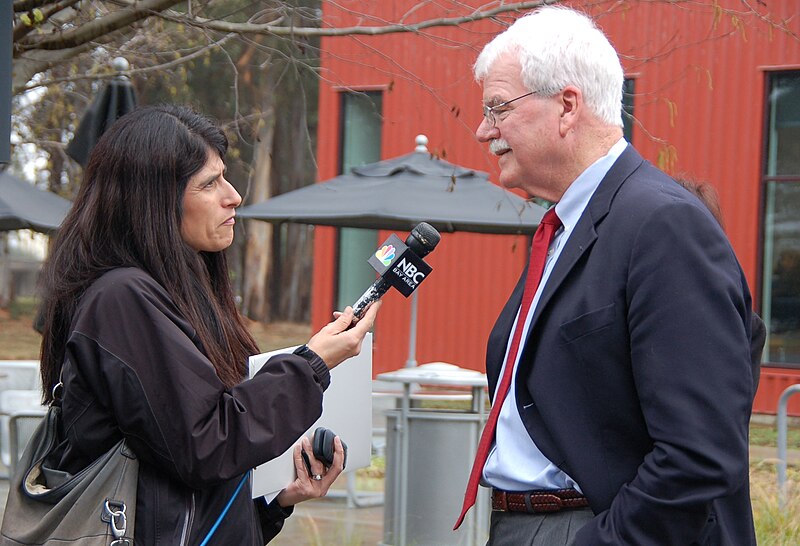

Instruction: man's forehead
[482,73,526,101]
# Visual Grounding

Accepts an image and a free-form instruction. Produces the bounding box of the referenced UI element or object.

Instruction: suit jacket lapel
[486,266,526,392]
[528,145,645,345]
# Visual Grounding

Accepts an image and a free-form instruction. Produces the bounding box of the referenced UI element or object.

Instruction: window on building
[336,91,383,310]
[622,78,635,142]
[761,71,800,367]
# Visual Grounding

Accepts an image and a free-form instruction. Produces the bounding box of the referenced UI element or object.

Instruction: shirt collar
[554,138,627,232]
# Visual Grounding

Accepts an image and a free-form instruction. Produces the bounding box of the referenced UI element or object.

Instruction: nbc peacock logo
[375,245,396,266]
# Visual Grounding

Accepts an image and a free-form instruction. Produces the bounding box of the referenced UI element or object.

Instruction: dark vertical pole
[0,0,12,165]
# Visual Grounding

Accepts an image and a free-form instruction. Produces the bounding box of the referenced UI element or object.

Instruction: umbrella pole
[0,234,8,307]
[405,290,419,367]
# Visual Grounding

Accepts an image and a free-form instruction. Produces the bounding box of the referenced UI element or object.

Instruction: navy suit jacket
[487,146,756,545]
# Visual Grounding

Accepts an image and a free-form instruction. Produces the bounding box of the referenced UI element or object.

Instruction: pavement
[270,491,385,545]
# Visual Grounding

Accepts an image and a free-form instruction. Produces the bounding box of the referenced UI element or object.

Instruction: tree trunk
[283,224,312,321]
[241,103,276,322]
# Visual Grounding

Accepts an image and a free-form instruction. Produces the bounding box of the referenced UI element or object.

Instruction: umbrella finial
[112,57,130,73]
[415,134,429,152]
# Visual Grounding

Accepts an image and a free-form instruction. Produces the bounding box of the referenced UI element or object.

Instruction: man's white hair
[474,6,624,127]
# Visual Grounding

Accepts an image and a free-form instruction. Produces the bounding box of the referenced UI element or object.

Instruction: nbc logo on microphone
[375,245,396,266]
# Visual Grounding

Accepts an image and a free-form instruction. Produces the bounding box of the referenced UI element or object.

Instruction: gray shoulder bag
[0,386,138,546]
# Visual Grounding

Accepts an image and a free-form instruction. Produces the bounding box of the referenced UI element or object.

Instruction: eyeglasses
[482,91,538,128]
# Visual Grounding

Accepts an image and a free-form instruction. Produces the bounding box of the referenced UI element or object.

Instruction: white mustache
[489,139,510,155]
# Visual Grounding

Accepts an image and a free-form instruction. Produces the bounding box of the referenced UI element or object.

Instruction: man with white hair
[455,6,757,545]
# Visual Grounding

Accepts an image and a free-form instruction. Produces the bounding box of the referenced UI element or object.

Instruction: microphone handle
[352,277,391,319]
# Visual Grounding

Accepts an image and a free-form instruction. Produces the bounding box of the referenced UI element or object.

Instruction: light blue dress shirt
[482,138,628,492]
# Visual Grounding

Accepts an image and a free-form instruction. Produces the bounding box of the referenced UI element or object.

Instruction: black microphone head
[405,222,441,258]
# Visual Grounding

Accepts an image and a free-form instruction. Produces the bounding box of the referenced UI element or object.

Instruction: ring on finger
[312,474,323,481]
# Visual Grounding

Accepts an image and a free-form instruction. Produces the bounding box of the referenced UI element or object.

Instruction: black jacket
[48,267,331,545]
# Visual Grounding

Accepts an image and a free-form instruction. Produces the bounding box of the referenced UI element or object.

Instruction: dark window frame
[759,70,800,369]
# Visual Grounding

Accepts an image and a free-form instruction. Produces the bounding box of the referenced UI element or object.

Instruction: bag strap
[51,379,64,405]
[198,471,250,546]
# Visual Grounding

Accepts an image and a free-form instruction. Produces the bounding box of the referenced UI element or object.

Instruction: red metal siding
[314,1,800,413]
[592,0,783,294]
[755,370,800,416]
[315,4,529,375]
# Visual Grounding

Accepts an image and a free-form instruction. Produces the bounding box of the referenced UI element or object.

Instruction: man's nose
[476,117,498,142]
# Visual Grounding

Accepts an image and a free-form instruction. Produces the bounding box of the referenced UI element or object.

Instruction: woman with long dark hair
[36,104,380,544]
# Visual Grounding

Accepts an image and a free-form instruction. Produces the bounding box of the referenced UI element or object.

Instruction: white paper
[248,333,373,499]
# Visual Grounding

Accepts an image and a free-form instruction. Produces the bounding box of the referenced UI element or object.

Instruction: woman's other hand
[274,435,346,507]
[306,302,381,370]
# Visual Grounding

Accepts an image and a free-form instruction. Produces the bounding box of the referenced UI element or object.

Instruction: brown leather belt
[492,488,589,514]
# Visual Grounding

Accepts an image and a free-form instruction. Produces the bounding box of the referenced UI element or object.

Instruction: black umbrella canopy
[238,136,545,235]
[0,170,72,233]
[66,58,137,167]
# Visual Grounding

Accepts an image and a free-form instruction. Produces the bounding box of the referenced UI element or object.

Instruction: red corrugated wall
[312,0,800,414]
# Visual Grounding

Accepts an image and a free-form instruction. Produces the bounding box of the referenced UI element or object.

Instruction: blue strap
[199,471,250,546]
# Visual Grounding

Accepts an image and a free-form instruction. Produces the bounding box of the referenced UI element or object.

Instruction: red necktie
[454,208,562,530]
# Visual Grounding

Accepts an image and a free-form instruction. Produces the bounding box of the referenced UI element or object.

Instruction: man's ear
[559,86,581,136]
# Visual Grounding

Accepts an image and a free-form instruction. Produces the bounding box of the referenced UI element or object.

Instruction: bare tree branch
[13,0,59,11]
[17,32,238,93]
[10,0,555,95]
[162,0,556,37]
[737,0,799,40]
[15,0,183,52]
[18,0,555,55]
[12,0,798,96]
[13,39,101,93]
[13,0,82,43]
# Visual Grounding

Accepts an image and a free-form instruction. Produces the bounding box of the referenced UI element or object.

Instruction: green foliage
[752,462,800,545]
[751,422,800,449]
[354,455,385,491]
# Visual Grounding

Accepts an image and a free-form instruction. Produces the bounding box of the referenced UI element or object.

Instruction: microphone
[352,222,441,319]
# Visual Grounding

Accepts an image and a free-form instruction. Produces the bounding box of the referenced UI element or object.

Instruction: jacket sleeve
[255,496,294,544]
[66,269,329,487]
[574,202,754,545]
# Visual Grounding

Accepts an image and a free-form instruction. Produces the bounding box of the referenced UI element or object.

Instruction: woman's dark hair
[675,177,725,230]
[38,104,257,403]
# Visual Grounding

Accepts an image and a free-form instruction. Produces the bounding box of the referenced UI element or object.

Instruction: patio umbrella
[239,135,546,367]
[0,170,71,234]
[239,136,543,235]
[66,58,137,167]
